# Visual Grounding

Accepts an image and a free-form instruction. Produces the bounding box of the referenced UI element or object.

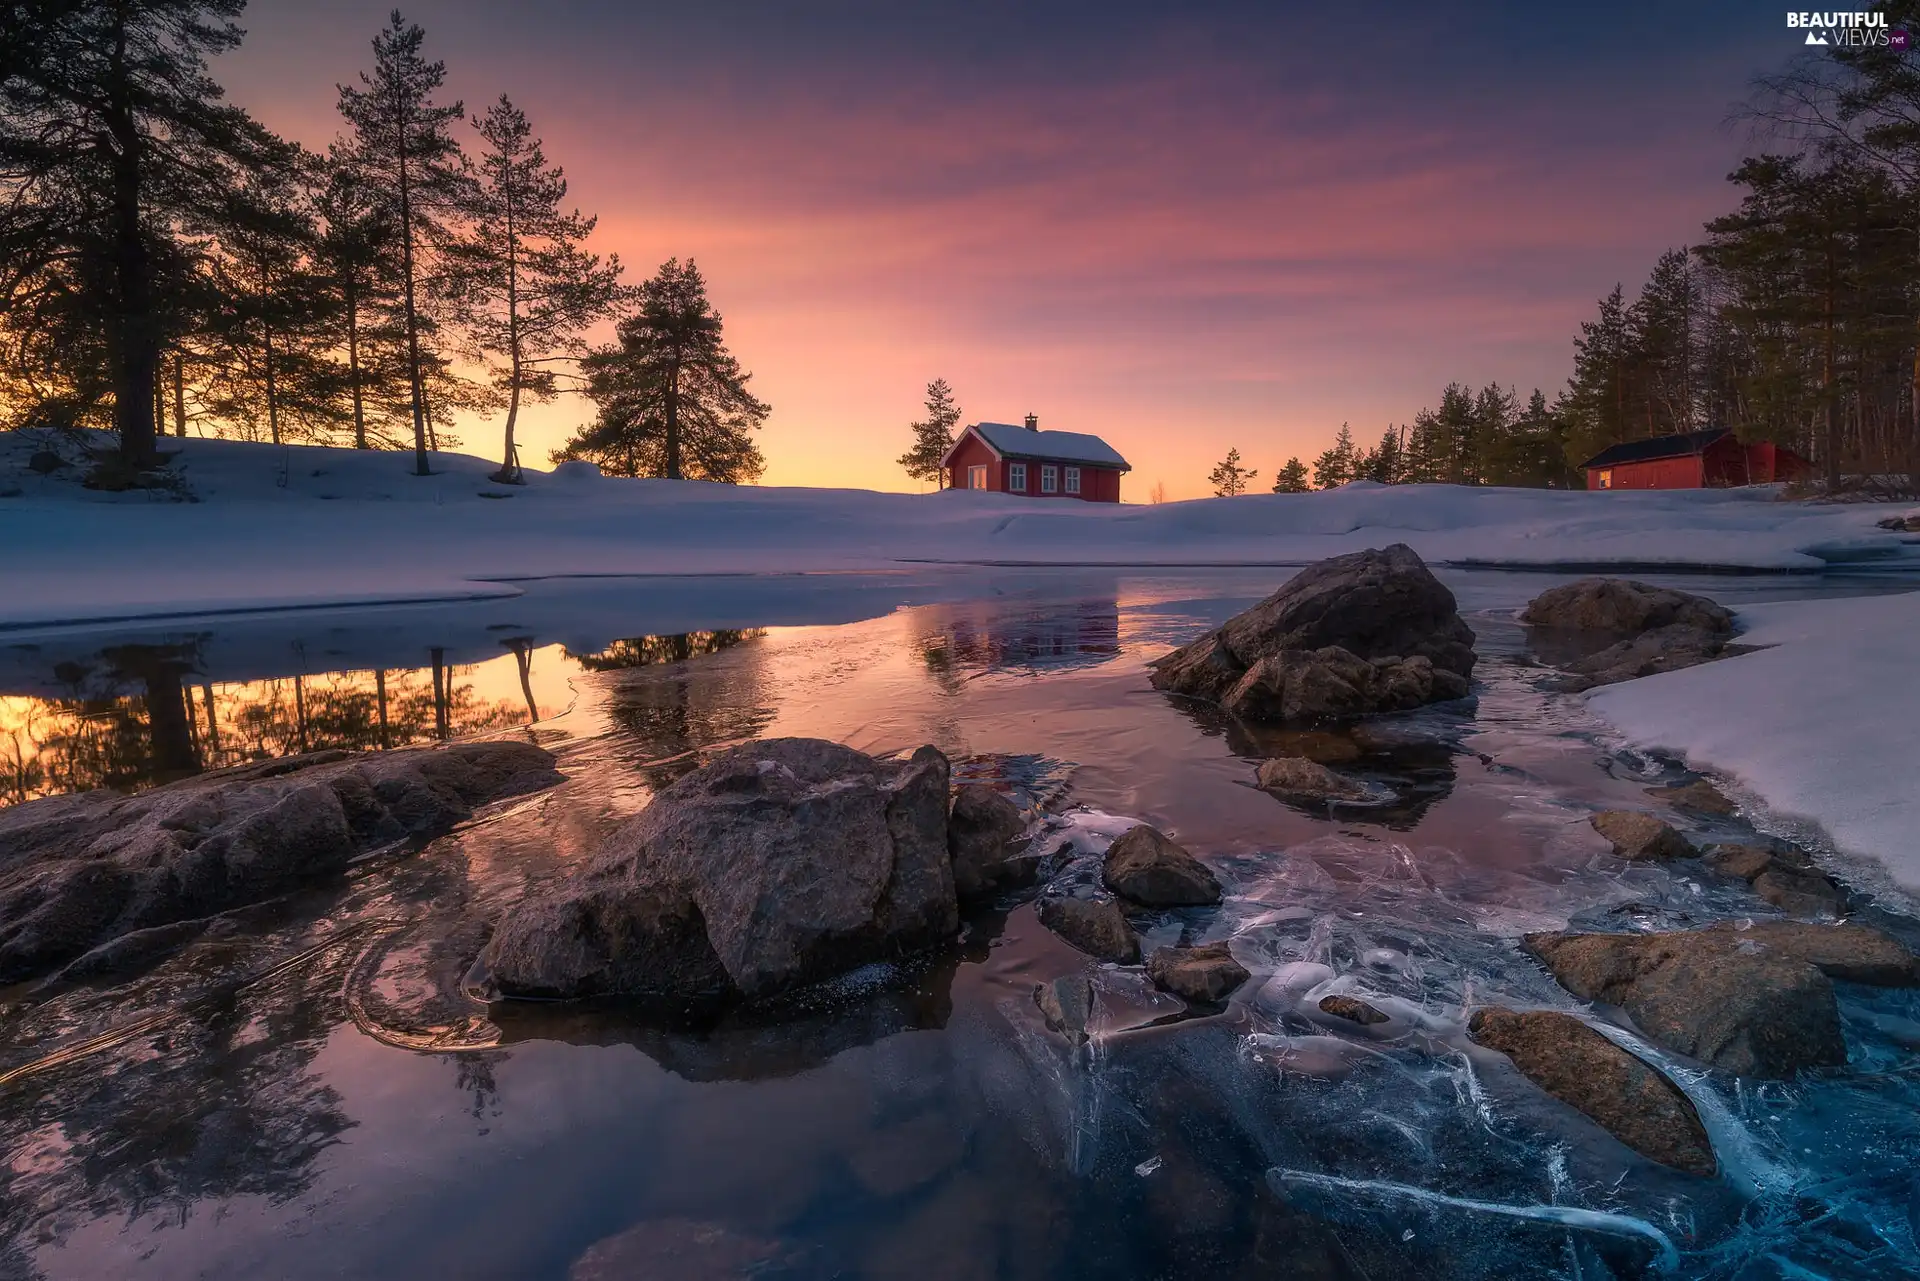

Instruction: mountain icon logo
[1805,30,1829,45]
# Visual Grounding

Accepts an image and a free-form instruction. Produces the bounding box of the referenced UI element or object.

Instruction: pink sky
[220,1,1780,498]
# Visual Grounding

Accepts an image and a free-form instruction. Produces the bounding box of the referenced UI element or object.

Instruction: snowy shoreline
[7,434,1916,630]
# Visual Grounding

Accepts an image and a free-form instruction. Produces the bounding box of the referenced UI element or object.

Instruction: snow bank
[4,432,1913,628]
[1587,590,1920,894]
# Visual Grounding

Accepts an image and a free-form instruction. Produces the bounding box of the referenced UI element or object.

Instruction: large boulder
[1102,825,1222,907]
[1468,1007,1716,1177]
[481,739,958,1004]
[1149,545,1475,722]
[1523,922,1920,1077]
[0,740,561,985]
[1521,579,1736,690]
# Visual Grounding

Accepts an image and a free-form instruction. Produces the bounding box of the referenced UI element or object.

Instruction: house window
[1041,465,1058,493]
[1007,463,1027,491]
[968,464,988,490]
[1597,468,1612,489]
[1064,466,1081,495]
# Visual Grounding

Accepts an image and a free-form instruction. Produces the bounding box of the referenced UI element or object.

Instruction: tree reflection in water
[0,642,549,807]
[567,630,774,789]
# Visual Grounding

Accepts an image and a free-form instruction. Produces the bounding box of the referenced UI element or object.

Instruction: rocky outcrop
[1147,942,1249,1003]
[947,783,1030,900]
[1523,922,1920,1077]
[0,740,560,985]
[1255,756,1372,803]
[1036,894,1140,964]
[1468,1007,1716,1177]
[1102,825,1222,907]
[1521,579,1736,691]
[481,739,958,1004]
[1590,811,1696,861]
[1148,545,1475,722]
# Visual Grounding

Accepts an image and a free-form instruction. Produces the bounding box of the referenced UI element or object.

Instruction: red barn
[941,415,1130,502]
[1582,429,1811,491]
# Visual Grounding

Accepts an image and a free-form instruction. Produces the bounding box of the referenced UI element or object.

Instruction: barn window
[968,464,988,489]
[1041,465,1058,493]
[1064,466,1081,494]
[1597,468,1612,489]
[1008,463,1027,491]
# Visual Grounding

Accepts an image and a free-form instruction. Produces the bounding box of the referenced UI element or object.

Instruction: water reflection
[917,595,1121,679]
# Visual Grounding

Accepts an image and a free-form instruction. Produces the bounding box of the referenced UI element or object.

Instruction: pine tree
[1271,457,1310,492]
[897,377,961,488]
[313,147,407,449]
[556,258,769,482]
[1207,446,1257,496]
[1360,425,1403,483]
[337,11,472,476]
[445,95,624,482]
[1632,249,1702,438]
[1560,286,1637,469]
[0,0,286,463]
[1311,423,1358,488]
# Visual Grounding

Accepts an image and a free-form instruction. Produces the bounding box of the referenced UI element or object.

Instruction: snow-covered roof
[956,422,1131,470]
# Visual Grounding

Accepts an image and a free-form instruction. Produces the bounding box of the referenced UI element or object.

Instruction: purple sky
[221,1,1795,495]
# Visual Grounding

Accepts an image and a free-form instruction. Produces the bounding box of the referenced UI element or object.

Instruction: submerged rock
[1254,756,1372,803]
[1704,842,1847,917]
[1590,810,1696,861]
[1523,922,1920,1076]
[569,1218,793,1281]
[1102,825,1222,907]
[1148,544,1475,723]
[1647,778,1736,816]
[1036,894,1140,964]
[1521,578,1737,691]
[1147,942,1250,1004]
[1035,974,1096,1042]
[947,783,1030,900]
[0,740,560,985]
[482,738,958,1004]
[1468,1007,1716,1178]
[1317,994,1390,1026]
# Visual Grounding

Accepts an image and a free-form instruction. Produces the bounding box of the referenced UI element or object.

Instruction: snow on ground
[6,433,1913,630]
[1588,590,1920,896]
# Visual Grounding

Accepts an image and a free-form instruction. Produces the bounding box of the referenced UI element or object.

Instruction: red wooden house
[942,415,1130,502]
[1582,429,1810,490]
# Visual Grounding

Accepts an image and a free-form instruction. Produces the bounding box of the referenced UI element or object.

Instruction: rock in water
[1590,811,1696,861]
[1318,994,1390,1026]
[1255,756,1372,803]
[1148,544,1475,722]
[1647,778,1735,816]
[0,741,560,985]
[1521,579,1734,635]
[1035,974,1096,1042]
[1468,1007,1716,1177]
[1523,922,1920,1077]
[1102,825,1222,907]
[1036,894,1140,964]
[1147,942,1250,1003]
[1521,579,1736,690]
[482,739,958,1003]
[947,783,1029,900]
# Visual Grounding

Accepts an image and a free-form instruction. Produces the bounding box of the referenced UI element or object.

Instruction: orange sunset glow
[196,1,1784,497]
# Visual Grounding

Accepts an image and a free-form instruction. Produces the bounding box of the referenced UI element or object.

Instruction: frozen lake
[3,567,1918,1279]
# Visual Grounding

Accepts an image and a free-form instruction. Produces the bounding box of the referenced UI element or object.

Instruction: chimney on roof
[1024,413,1038,431]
